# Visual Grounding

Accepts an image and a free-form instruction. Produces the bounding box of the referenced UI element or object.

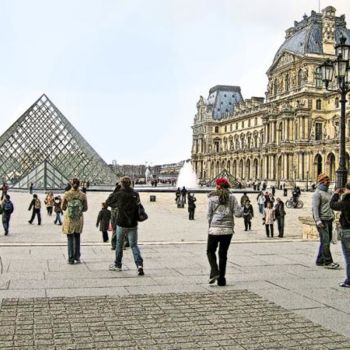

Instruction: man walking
[2,194,14,235]
[312,173,339,269]
[28,194,42,225]
[109,176,145,275]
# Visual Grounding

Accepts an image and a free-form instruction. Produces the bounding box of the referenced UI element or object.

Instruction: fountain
[176,161,198,189]
[145,167,152,183]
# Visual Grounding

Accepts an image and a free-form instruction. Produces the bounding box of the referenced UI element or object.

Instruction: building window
[242,121,244,128]
[315,122,323,140]
[214,141,219,152]
[248,119,251,127]
[230,124,233,131]
[224,125,227,132]
[235,123,238,130]
[316,99,322,110]
[215,126,219,133]
[335,98,339,108]
[255,117,257,126]
[285,73,290,92]
[298,69,303,88]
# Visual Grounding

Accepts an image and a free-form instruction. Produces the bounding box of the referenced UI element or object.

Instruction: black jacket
[106,188,140,228]
[330,193,350,229]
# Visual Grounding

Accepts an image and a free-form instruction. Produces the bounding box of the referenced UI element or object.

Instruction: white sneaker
[109,264,122,271]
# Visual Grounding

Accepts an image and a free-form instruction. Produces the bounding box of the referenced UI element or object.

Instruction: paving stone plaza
[0,189,350,349]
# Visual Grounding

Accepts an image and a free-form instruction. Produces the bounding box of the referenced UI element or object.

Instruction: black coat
[106,188,140,228]
[330,193,350,229]
[96,208,111,231]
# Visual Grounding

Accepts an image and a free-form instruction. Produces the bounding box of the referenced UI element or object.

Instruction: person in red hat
[207,177,243,286]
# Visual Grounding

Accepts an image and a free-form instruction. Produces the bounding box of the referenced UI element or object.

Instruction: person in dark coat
[187,193,196,220]
[28,194,41,225]
[1,194,14,235]
[274,198,286,237]
[243,200,254,231]
[96,202,111,242]
[330,183,350,287]
[181,186,188,204]
[271,186,276,197]
[106,182,121,250]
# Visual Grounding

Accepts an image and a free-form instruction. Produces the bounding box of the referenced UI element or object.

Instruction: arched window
[335,97,339,108]
[285,73,290,92]
[214,126,219,133]
[316,99,322,110]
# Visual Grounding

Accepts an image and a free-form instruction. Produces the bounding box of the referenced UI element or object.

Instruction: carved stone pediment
[269,51,298,74]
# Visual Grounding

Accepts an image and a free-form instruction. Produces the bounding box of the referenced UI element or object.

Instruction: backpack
[3,200,13,213]
[67,198,83,219]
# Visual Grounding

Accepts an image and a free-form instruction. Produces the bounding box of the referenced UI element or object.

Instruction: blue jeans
[54,212,62,225]
[316,220,334,265]
[67,233,81,262]
[340,229,350,284]
[114,226,143,268]
[2,214,11,234]
[258,204,264,214]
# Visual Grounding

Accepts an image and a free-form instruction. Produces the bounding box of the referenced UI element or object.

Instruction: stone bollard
[298,216,318,240]
[150,195,156,202]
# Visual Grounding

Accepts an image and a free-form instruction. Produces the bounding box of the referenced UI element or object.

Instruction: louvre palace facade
[191,6,350,187]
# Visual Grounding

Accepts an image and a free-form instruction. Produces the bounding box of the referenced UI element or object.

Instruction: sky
[0,0,349,165]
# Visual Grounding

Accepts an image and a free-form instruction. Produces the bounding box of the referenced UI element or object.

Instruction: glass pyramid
[0,94,117,188]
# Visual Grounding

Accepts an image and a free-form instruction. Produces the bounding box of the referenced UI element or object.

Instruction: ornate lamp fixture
[318,36,350,188]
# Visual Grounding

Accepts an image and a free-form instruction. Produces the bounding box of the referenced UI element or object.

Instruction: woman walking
[207,178,242,286]
[263,201,275,238]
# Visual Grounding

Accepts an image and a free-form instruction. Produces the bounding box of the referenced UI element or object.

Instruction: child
[187,192,197,220]
[263,201,275,238]
[45,192,54,216]
[28,194,41,225]
[96,202,111,242]
[53,196,63,225]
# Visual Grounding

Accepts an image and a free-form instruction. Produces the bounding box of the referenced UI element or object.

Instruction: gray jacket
[207,193,242,235]
[312,187,334,222]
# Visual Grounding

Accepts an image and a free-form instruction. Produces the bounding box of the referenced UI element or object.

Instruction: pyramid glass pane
[0,94,117,188]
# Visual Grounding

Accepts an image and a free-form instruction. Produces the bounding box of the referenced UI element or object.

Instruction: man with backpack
[62,178,88,264]
[1,194,14,235]
[108,176,145,276]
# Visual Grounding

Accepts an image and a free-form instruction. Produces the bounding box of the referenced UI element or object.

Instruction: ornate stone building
[191,6,350,187]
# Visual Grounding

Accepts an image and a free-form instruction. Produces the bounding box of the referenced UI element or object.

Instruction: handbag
[137,203,148,222]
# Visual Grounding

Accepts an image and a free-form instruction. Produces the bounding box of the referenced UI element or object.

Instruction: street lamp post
[319,36,350,189]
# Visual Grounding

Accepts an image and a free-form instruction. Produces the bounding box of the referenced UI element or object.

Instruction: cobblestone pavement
[1,290,350,350]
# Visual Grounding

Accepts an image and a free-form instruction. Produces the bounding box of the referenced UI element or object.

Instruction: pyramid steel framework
[0,94,117,188]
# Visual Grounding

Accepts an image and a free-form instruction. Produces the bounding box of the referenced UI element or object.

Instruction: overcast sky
[0,0,349,165]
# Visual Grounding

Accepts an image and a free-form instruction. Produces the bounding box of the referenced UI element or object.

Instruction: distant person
[175,187,181,206]
[108,176,145,276]
[240,192,250,207]
[330,183,350,287]
[1,182,9,201]
[271,186,276,197]
[45,192,54,216]
[62,178,88,264]
[181,186,188,204]
[312,174,338,269]
[243,200,254,231]
[53,196,63,225]
[28,194,41,225]
[207,178,242,286]
[188,192,197,220]
[257,191,265,214]
[106,182,122,250]
[1,194,14,235]
[263,202,275,238]
[274,198,286,238]
[29,183,33,194]
[96,202,111,242]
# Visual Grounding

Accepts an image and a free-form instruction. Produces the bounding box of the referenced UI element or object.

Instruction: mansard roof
[207,85,243,120]
[271,8,350,69]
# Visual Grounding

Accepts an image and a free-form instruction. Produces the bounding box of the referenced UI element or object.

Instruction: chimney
[321,6,336,55]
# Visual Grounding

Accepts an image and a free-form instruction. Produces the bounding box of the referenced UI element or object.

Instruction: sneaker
[68,260,74,265]
[339,282,350,288]
[325,262,340,269]
[75,259,81,264]
[109,264,122,271]
[208,274,220,284]
[138,266,144,276]
[111,247,116,250]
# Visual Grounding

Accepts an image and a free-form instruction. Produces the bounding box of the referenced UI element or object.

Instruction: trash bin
[283,189,288,197]
[150,195,156,202]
